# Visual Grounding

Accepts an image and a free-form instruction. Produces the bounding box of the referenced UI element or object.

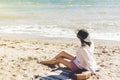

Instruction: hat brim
[83,35,91,43]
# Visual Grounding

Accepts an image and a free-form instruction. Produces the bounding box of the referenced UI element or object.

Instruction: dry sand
[0,36,119,80]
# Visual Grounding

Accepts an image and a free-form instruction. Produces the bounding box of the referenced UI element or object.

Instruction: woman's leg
[40,58,71,69]
[53,51,75,61]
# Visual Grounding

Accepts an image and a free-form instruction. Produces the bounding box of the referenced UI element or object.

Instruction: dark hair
[77,29,91,47]
[80,38,91,47]
[77,29,88,40]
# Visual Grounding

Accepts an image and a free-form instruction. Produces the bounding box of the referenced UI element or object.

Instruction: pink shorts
[71,60,79,71]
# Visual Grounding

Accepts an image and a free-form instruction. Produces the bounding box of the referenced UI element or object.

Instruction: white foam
[0,25,76,38]
[91,32,120,41]
[0,25,120,41]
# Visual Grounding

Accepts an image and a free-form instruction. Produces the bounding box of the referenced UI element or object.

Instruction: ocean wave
[0,25,120,41]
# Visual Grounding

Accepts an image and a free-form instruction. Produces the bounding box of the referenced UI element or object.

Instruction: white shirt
[73,42,98,74]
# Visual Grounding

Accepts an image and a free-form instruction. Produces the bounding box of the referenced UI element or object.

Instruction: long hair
[80,38,91,47]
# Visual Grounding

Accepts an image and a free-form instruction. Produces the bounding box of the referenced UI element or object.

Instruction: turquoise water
[0,0,120,25]
[0,0,120,40]
[0,0,120,9]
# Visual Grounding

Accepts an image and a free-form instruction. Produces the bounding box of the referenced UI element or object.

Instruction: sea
[0,0,120,41]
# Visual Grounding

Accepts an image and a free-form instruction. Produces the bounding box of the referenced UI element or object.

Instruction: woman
[39,29,98,75]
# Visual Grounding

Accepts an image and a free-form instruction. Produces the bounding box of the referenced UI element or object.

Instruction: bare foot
[37,60,41,64]
[37,60,61,68]
[39,60,57,65]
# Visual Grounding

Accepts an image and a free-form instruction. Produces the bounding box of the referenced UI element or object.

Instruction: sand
[0,36,119,80]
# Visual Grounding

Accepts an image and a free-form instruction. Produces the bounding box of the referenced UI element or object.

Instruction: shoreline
[0,33,120,46]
